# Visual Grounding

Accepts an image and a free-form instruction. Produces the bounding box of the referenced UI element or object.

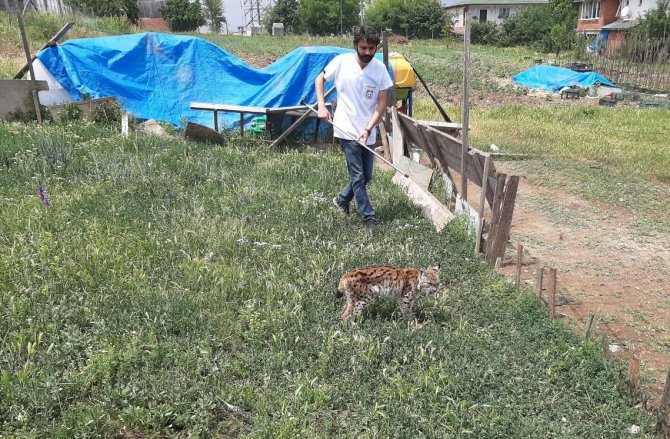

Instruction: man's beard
[357,53,373,63]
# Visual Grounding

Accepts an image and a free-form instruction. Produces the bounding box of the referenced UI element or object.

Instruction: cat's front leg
[399,292,416,318]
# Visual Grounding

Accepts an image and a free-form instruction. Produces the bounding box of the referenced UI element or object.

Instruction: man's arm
[314,72,332,122]
[359,89,388,143]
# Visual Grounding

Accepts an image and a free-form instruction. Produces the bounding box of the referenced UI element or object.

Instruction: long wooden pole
[13,21,74,79]
[17,4,41,123]
[461,6,471,200]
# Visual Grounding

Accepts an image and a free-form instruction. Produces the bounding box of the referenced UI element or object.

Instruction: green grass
[0,121,657,437]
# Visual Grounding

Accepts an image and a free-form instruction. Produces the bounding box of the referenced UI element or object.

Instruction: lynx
[335,265,441,321]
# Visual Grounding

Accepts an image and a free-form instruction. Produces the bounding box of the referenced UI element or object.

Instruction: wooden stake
[475,154,490,255]
[657,369,670,435]
[535,267,544,299]
[515,244,523,292]
[461,6,471,201]
[494,256,502,270]
[627,354,640,394]
[377,121,391,162]
[583,314,595,339]
[547,268,557,319]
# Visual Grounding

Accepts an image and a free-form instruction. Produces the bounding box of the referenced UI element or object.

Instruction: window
[498,7,510,18]
[581,0,601,19]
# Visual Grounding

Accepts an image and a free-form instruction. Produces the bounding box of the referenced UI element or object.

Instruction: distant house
[441,0,550,34]
[576,0,660,48]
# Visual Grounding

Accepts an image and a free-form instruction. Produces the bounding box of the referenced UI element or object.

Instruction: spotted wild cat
[335,265,441,321]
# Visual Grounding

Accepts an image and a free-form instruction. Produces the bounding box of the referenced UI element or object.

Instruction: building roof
[442,0,549,7]
[600,18,640,29]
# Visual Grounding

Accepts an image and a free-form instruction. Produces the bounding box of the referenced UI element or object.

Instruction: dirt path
[494,163,670,406]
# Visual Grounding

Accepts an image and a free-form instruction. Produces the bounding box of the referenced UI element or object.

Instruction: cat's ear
[420,268,426,276]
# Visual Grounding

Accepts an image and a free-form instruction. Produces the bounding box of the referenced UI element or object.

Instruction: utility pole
[340,0,343,35]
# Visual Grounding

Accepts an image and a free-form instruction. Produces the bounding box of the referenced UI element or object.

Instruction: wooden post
[213,111,219,132]
[382,31,395,107]
[515,244,523,292]
[485,173,506,264]
[461,5,471,200]
[475,154,490,255]
[239,113,244,136]
[121,112,129,137]
[658,369,670,435]
[488,176,519,266]
[627,354,640,394]
[17,8,42,123]
[535,267,544,299]
[583,314,595,339]
[378,121,391,162]
[547,268,557,319]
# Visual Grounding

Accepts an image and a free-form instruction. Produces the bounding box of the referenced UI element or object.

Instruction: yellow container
[389,52,416,88]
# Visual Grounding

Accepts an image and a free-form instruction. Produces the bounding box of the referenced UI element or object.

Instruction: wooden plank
[583,314,595,338]
[535,267,544,299]
[516,244,523,292]
[627,354,640,393]
[658,369,670,434]
[486,173,507,264]
[377,121,391,162]
[390,107,404,164]
[488,175,519,265]
[477,154,491,218]
[548,267,557,319]
[415,119,463,130]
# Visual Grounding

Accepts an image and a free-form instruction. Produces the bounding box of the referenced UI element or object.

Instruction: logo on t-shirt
[365,85,375,100]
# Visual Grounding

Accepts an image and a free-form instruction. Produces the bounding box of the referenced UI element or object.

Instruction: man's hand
[358,129,369,144]
[317,106,332,123]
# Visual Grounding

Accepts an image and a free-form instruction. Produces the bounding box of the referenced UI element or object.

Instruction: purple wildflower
[244,214,252,224]
[38,185,51,209]
[166,191,174,200]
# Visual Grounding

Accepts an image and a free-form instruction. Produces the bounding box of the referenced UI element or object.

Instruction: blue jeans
[338,138,375,220]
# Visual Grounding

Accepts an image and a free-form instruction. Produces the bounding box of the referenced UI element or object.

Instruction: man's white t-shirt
[323,53,393,146]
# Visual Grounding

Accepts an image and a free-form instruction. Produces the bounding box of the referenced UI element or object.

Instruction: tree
[161,0,205,32]
[500,0,577,52]
[64,0,139,21]
[264,0,302,34]
[631,0,670,39]
[298,0,359,35]
[365,0,448,39]
[202,0,225,33]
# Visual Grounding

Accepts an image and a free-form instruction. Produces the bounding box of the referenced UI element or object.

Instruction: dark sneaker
[332,196,350,215]
[364,217,379,230]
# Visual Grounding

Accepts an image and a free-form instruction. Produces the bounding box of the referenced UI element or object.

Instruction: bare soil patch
[493,163,670,407]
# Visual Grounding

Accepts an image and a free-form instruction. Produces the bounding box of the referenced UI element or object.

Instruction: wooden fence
[387,107,519,264]
[1,0,71,13]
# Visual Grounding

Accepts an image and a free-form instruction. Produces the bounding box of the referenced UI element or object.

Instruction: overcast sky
[222,0,274,33]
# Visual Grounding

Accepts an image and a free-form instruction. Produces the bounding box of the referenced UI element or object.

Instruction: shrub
[471,20,500,45]
[160,0,205,32]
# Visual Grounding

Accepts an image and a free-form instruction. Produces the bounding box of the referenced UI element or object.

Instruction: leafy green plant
[160,0,205,32]
[58,102,82,123]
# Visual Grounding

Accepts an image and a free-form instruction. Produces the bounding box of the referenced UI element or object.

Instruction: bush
[471,20,500,45]
[499,0,577,52]
[160,0,205,32]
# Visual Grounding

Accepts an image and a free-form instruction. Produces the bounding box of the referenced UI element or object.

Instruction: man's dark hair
[353,25,381,47]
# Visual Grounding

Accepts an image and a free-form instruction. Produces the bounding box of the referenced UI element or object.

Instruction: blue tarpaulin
[36,32,366,130]
[512,65,614,93]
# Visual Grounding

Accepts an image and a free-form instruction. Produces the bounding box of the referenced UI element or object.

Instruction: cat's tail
[335,278,345,299]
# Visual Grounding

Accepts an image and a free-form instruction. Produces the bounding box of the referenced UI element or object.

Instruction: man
[315,25,393,230]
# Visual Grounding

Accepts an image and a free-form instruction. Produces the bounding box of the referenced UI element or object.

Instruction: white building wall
[448,4,535,27]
